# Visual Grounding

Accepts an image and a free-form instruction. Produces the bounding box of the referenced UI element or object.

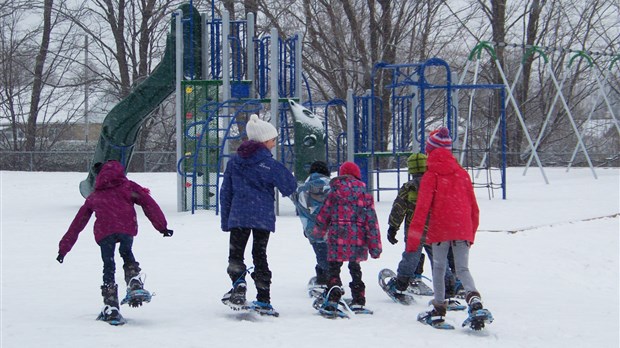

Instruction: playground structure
[78,2,509,211]
[338,58,507,201]
[309,42,617,201]
[79,2,318,213]
[79,2,617,211]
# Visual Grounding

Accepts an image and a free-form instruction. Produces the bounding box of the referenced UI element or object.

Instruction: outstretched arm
[131,182,168,232]
[58,204,93,257]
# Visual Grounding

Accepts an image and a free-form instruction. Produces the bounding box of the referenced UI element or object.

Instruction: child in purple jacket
[57,160,173,325]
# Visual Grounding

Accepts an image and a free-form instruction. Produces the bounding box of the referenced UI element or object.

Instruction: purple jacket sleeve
[58,204,93,256]
[130,182,168,232]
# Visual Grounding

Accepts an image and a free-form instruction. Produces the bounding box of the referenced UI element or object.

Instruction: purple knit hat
[425,127,452,154]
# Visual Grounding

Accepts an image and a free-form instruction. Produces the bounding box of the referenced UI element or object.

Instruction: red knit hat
[426,127,452,154]
[339,161,361,180]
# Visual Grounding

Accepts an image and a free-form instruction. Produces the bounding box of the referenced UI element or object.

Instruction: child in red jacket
[406,127,493,330]
[312,161,382,317]
[57,160,173,325]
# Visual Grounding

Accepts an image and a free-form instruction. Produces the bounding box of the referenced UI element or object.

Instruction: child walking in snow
[406,127,492,330]
[383,153,434,304]
[385,153,465,308]
[57,160,173,325]
[220,114,297,315]
[312,161,382,316]
[290,160,331,294]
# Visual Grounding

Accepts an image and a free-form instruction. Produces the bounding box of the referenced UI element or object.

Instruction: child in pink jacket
[312,161,382,316]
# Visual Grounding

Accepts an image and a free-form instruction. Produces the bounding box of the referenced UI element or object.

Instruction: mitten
[387,226,398,245]
[56,254,64,263]
[160,229,174,237]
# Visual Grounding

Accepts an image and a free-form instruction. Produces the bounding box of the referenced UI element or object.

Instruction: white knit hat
[246,114,278,142]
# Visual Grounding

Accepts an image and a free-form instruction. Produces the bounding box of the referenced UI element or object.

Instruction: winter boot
[386,277,415,305]
[348,282,373,314]
[315,265,328,286]
[123,262,141,284]
[349,282,366,306]
[417,301,454,329]
[222,279,247,308]
[120,262,151,307]
[466,292,483,312]
[97,283,125,325]
[251,269,272,305]
[327,285,342,303]
[318,286,348,319]
[229,280,248,305]
[463,291,493,330]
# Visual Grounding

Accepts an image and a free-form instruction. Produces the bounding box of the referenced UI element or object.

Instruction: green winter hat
[407,153,427,174]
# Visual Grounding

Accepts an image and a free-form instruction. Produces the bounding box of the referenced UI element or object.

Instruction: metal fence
[0,150,617,173]
[0,151,177,172]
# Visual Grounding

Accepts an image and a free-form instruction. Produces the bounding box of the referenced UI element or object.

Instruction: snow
[1,167,619,348]
[289,100,324,131]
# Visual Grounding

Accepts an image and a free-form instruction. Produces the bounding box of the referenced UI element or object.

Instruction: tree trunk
[517,0,545,163]
[25,0,53,152]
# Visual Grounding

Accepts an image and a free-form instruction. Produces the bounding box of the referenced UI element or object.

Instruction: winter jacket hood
[405,148,479,252]
[237,140,267,159]
[291,172,331,242]
[427,148,459,176]
[94,160,128,191]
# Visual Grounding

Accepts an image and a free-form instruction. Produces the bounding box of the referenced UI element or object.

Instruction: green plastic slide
[80,4,201,197]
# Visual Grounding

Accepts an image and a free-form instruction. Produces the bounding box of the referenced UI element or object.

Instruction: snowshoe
[312,295,325,310]
[462,308,494,331]
[249,301,280,317]
[446,298,467,311]
[307,276,327,298]
[348,303,373,315]
[96,305,126,326]
[120,275,152,307]
[120,289,152,307]
[409,277,434,296]
[318,301,349,319]
[417,310,454,330]
[378,269,415,305]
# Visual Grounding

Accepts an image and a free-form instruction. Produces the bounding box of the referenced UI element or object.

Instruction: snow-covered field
[1,167,618,348]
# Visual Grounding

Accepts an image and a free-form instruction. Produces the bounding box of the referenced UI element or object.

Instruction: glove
[160,229,174,237]
[387,226,398,245]
[56,254,64,264]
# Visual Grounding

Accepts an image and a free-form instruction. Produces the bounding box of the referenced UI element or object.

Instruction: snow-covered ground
[1,167,618,348]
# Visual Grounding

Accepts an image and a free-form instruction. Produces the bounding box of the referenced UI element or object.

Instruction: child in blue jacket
[291,161,331,291]
[220,114,297,314]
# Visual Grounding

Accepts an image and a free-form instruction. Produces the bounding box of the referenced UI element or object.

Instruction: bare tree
[1,1,86,155]
[24,0,54,151]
